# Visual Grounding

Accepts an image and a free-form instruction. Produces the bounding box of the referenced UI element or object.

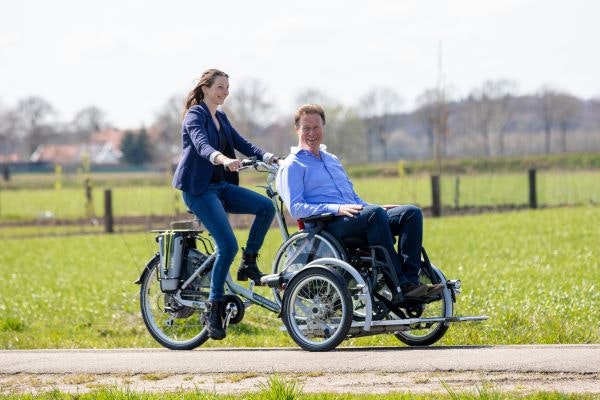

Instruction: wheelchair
[263,212,483,352]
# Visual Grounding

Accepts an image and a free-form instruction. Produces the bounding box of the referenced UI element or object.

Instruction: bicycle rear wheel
[139,256,209,350]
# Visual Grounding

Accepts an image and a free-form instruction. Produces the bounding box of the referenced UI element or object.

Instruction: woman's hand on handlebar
[222,157,242,172]
[219,156,280,174]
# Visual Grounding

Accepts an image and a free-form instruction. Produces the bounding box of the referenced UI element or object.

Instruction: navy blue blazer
[172,102,266,195]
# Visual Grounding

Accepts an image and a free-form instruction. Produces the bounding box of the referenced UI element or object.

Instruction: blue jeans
[182,182,275,301]
[325,204,423,286]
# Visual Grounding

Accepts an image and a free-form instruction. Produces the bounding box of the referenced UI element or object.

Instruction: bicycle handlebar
[241,157,258,167]
[238,157,279,173]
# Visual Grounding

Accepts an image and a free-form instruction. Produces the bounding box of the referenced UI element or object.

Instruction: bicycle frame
[171,251,280,314]
[261,162,290,242]
[167,159,284,315]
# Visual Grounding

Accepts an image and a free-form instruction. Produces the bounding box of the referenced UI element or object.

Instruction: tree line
[1,78,599,167]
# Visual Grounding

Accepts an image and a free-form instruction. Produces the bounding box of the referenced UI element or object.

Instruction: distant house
[89,128,125,164]
[0,152,22,163]
[30,143,81,165]
[30,128,125,166]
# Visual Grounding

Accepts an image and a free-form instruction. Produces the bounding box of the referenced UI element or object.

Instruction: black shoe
[401,283,429,298]
[237,250,265,285]
[203,301,226,340]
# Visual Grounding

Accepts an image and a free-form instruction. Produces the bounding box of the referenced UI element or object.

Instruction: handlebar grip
[241,157,257,167]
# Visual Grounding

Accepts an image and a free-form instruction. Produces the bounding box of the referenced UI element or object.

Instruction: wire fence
[1,169,599,237]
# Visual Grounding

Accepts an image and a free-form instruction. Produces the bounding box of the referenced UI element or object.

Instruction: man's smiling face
[296,112,324,155]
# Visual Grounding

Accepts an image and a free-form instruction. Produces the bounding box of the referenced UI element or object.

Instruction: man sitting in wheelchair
[276,103,443,303]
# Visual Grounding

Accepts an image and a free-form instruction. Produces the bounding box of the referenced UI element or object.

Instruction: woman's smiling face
[202,75,229,107]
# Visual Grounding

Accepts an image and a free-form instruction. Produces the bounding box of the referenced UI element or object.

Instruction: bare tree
[154,95,184,159]
[358,87,403,162]
[538,86,562,154]
[592,98,600,130]
[0,103,19,159]
[261,118,294,159]
[494,83,516,155]
[586,98,600,131]
[415,88,442,159]
[553,93,582,153]
[223,78,273,141]
[14,96,56,155]
[414,85,454,171]
[466,80,516,156]
[294,88,336,108]
[71,106,110,141]
[320,105,366,164]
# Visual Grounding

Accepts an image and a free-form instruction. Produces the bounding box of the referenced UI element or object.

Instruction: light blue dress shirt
[276,145,368,220]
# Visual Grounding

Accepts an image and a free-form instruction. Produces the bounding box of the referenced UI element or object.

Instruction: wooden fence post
[454,176,460,209]
[84,178,94,218]
[104,189,114,233]
[528,169,537,209]
[431,174,442,217]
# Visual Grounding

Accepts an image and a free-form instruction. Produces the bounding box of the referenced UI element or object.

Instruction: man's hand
[338,204,363,217]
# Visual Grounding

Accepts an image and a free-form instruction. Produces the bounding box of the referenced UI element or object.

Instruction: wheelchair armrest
[300,213,335,223]
[298,213,335,230]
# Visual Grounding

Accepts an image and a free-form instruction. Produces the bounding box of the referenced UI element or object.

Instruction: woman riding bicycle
[172,68,278,340]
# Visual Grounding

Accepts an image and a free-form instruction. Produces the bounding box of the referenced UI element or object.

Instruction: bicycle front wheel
[282,267,352,352]
[139,256,209,350]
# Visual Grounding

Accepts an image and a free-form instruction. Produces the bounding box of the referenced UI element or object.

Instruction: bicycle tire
[139,256,209,350]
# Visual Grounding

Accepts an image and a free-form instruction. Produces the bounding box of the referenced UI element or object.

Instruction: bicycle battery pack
[158,231,184,293]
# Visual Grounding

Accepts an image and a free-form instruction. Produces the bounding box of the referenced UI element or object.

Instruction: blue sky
[1,0,598,128]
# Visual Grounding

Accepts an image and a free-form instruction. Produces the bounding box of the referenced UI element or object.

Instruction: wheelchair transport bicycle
[135,158,488,351]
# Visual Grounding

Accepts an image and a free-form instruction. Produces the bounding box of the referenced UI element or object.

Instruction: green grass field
[1,205,598,350]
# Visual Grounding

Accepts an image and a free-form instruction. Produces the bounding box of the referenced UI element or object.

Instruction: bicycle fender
[284,265,345,298]
[133,253,160,285]
[304,257,373,331]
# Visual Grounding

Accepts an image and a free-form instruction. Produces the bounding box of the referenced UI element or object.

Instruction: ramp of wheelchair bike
[281,315,488,335]
[348,315,488,334]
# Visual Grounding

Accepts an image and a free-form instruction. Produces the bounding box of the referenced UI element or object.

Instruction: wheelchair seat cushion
[342,235,368,248]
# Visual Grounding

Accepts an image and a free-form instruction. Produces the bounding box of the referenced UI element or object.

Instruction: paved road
[1,344,599,374]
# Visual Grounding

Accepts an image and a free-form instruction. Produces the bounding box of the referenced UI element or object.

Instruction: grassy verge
[1,205,598,349]
[0,380,596,399]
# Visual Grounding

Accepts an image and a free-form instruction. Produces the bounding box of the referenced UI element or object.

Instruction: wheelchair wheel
[272,231,344,304]
[393,264,452,346]
[282,267,352,352]
[139,256,209,350]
